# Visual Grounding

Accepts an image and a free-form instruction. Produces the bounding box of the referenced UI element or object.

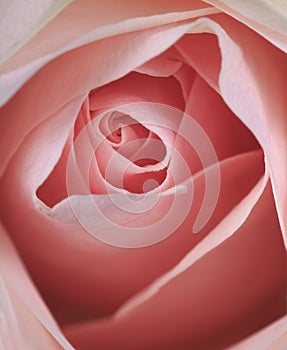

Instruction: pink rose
[0,1,287,349]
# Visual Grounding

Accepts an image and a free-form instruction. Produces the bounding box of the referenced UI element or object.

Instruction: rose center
[96,111,168,193]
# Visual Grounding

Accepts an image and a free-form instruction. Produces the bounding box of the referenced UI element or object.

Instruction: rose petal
[174,12,287,251]
[183,73,259,163]
[0,223,73,350]
[134,47,183,77]
[0,16,270,323]
[270,328,287,350]
[209,14,287,250]
[89,72,185,111]
[203,0,287,52]
[0,0,72,65]
[64,181,287,350]
[109,156,269,320]
[175,31,221,91]
[0,103,265,318]
[0,20,216,180]
[227,314,287,350]
[0,1,220,106]
[173,64,197,102]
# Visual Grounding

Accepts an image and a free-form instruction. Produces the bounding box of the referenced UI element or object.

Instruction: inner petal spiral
[94,110,169,193]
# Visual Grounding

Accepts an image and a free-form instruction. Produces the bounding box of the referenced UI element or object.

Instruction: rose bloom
[1,1,287,349]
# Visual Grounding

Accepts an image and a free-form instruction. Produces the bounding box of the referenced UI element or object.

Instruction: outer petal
[210,13,287,250]
[175,12,287,251]
[0,1,220,106]
[203,0,287,52]
[64,181,287,350]
[0,0,72,65]
[0,223,73,350]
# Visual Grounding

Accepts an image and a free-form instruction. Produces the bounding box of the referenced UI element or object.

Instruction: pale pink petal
[172,13,287,250]
[0,223,73,349]
[270,329,287,350]
[0,0,71,65]
[36,132,74,207]
[0,1,220,106]
[209,14,287,250]
[203,0,287,52]
[134,47,182,77]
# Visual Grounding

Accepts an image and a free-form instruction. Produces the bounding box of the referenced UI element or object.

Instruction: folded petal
[64,181,287,350]
[0,19,216,178]
[209,13,287,250]
[0,223,73,350]
[0,0,71,65]
[0,1,220,106]
[203,0,287,52]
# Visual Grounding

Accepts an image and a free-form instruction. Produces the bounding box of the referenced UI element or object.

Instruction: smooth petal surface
[203,0,287,52]
[114,158,269,317]
[183,73,259,162]
[0,223,73,350]
[210,13,287,250]
[0,1,220,106]
[0,0,72,65]
[228,314,287,350]
[64,182,287,350]
[270,329,287,350]
[173,11,287,251]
